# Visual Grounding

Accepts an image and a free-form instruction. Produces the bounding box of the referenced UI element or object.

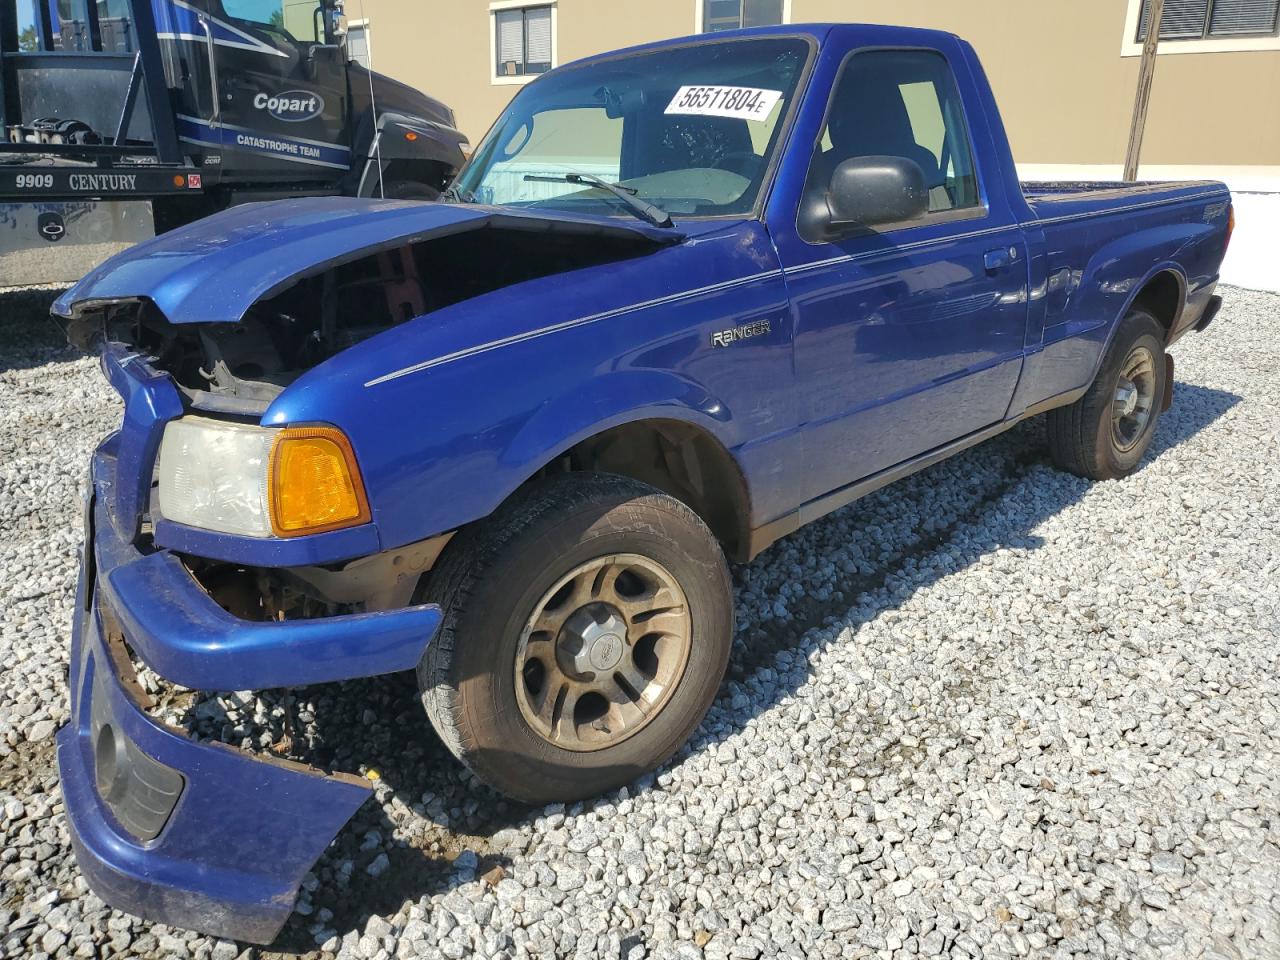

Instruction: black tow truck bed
[0,0,209,282]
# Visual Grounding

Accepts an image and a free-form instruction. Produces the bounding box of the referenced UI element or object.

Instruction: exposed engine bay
[59,218,668,623]
[67,221,665,407]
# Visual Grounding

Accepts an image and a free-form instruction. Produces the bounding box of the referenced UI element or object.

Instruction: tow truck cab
[0,0,466,280]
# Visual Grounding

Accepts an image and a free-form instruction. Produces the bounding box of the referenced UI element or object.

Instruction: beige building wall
[794,0,1280,167]
[359,0,695,143]
[357,0,1280,169]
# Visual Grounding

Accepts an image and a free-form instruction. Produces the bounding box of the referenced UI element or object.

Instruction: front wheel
[417,473,733,803]
[1047,307,1168,480]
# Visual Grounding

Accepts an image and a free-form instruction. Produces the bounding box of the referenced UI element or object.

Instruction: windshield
[220,0,326,44]
[452,37,810,219]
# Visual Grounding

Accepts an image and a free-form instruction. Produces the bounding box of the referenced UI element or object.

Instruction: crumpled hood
[53,196,683,325]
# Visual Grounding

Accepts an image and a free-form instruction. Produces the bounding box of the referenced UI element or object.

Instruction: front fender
[262,218,788,561]
[501,368,735,471]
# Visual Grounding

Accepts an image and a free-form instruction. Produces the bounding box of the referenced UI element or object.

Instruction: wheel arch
[1079,262,1187,392]
[1129,267,1187,339]
[532,417,754,562]
[496,375,755,562]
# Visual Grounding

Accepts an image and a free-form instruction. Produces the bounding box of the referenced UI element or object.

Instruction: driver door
[773,47,1029,506]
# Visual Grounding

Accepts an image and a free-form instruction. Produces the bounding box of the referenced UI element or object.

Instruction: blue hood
[53,197,683,325]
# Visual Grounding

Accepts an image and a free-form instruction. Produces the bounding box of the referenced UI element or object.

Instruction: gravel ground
[1,286,1278,960]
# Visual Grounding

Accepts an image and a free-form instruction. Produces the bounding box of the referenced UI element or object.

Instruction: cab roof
[561,22,963,71]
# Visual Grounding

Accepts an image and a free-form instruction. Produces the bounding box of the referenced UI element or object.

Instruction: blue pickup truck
[53,22,1231,943]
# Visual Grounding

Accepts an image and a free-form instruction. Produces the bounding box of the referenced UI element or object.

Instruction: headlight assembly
[157,418,369,538]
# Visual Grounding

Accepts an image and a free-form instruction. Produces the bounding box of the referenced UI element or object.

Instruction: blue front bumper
[57,445,442,944]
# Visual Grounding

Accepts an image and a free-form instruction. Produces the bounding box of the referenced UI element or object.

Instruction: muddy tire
[417,473,733,803]
[1047,307,1167,480]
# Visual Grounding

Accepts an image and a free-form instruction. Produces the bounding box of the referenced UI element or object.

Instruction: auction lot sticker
[665,85,782,122]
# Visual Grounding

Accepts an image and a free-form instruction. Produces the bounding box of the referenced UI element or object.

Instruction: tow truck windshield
[450,36,810,219]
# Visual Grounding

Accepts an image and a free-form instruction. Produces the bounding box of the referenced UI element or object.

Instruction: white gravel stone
[2,285,1279,960]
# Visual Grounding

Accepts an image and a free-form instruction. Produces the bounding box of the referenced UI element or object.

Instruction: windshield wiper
[523,172,673,228]
[439,182,474,204]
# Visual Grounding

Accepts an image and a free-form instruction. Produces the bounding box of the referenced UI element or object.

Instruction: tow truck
[0,0,466,286]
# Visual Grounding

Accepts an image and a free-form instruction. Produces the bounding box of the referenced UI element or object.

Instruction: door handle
[198,15,221,129]
[984,246,1019,273]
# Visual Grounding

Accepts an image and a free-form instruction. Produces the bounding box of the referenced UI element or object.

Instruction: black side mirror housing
[824,155,929,236]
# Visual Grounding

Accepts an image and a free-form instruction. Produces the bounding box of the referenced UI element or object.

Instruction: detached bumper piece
[57,448,442,944]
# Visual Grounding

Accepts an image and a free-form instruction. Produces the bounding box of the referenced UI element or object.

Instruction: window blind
[704,0,741,31]
[525,6,552,67]
[1210,0,1280,33]
[496,8,524,72]
[1139,0,1210,39]
[347,24,370,68]
[1138,0,1280,39]
[742,0,784,28]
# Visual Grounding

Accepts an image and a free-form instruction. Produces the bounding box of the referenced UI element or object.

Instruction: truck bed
[1020,179,1221,203]
[1011,174,1229,407]
[1020,178,1227,231]
[1022,180,1155,197]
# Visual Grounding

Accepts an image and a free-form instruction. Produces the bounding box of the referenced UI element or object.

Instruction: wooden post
[1124,0,1164,182]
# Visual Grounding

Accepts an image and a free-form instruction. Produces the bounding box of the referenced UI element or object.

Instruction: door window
[801,49,981,240]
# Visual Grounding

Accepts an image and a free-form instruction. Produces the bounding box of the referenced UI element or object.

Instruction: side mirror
[825,155,929,234]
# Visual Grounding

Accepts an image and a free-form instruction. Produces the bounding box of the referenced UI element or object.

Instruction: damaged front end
[59,419,443,945]
[53,197,679,942]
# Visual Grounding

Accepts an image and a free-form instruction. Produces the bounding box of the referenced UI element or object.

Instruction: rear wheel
[418,473,733,803]
[1047,307,1167,480]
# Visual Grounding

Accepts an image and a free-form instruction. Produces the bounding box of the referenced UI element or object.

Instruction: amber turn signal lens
[268,427,370,537]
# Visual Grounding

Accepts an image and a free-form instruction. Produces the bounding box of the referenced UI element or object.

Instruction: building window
[701,0,784,32]
[1137,0,1279,40]
[346,18,371,68]
[493,4,553,80]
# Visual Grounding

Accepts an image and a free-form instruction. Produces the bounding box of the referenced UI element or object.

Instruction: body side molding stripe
[364,268,785,387]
